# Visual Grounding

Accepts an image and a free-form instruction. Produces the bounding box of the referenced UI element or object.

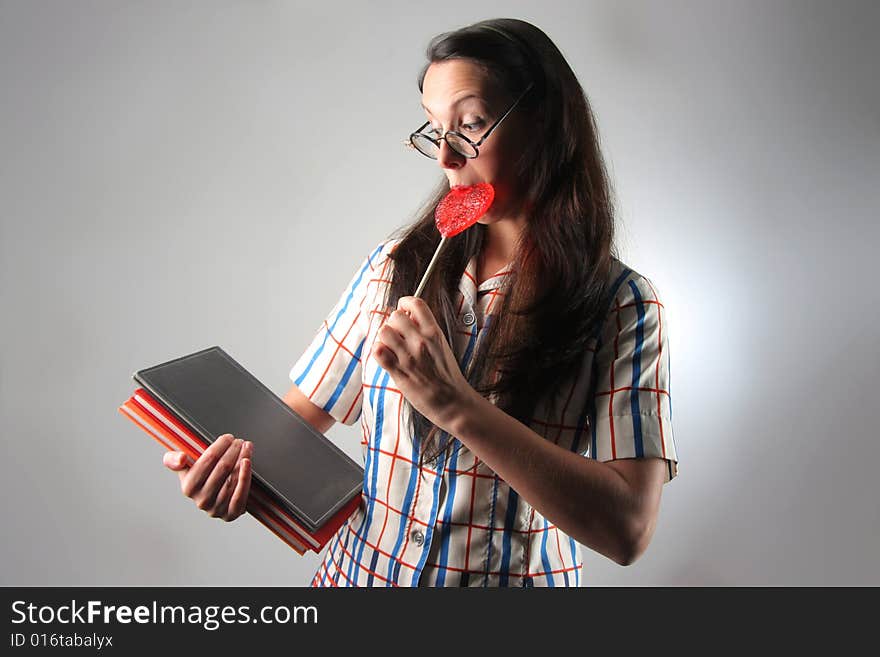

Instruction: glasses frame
[408,82,534,160]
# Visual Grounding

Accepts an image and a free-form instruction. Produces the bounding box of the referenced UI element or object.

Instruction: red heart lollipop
[434,183,495,237]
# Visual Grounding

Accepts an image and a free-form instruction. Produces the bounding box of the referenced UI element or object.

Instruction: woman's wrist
[438,385,484,437]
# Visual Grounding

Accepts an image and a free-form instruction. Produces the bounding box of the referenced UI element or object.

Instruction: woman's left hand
[372,296,473,431]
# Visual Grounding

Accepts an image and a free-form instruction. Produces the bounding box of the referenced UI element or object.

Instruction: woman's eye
[427,120,482,135]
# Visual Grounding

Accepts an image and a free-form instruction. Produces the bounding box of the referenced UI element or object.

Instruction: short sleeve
[588,273,679,483]
[289,241,392,426]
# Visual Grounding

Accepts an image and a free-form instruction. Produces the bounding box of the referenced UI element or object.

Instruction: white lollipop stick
[413,235,448,299]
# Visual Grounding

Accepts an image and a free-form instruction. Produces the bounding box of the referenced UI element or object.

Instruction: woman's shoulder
[606,255,668,309]
[350,237,404,299]
[367,236,404,263]
[353,236,403,275]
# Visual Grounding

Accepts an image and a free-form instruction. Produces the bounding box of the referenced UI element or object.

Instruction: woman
[163,18,679,587]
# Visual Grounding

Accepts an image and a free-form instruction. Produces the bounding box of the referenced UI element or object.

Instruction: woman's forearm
[441,388,642,566]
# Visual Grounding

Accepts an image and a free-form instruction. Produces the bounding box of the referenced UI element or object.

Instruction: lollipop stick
[413,235,448,299]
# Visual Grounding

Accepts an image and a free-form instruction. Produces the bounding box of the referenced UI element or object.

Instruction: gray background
[2,0,877,586]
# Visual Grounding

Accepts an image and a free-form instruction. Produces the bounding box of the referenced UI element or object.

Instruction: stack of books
[118,346,363,555]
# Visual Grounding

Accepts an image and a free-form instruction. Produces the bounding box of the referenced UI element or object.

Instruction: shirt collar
[458,254,514,307]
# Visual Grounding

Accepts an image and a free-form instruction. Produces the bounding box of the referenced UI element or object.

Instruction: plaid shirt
[290,239,678,587]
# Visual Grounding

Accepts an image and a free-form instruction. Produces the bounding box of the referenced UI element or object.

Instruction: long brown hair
[385,18,620,467]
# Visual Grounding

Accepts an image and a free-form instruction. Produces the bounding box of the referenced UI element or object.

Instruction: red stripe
[464,451,479,571]
[371,390,405,563]
[362,442,497,479]
[644,278,669,459]
[311,310,364,400]
[608,296,622,459]
[554,371,580,446]
[342,387,363,424]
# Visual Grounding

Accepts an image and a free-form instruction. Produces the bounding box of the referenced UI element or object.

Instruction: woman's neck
[475,214,526,285]
[482,213,527,265]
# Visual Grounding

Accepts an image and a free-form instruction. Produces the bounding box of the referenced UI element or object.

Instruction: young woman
[164,18,679,587]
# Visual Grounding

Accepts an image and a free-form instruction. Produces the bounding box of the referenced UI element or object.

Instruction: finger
[211,439,253,518]
[182,433,235,495]
[209,458,241,518]
[378,321,408,354]
[195,438,245,510]
[372,338,408,377]
[227,444,253,520]
[383,313,434,372]
[163,450,188,471]
[397,296,441,338]
[385,307,421,341]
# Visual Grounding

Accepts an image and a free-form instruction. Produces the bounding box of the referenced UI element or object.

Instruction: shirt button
[410,529,425,546]
[462,312,476,326]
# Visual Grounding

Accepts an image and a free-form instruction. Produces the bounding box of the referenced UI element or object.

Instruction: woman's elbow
[615,518,654,567]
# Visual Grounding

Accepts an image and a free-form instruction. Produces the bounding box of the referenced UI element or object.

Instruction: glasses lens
[445,133,478,158]
[411,133,439,159]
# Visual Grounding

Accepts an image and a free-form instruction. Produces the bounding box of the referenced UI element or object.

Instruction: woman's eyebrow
[421,94,485,115]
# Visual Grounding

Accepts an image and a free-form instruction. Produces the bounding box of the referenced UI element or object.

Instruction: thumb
[163,451,188,471]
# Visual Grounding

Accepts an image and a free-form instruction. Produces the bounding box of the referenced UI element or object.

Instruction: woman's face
[420,59,530,224]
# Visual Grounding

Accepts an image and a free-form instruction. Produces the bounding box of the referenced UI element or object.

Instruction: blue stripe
[434,439,461,587]
[368,356,382,409]
[667,330,675,473]
[324,337,364,414]
[569,536,579,587]
[483,475,500,587]
[540,518,554,587]
[560,540,570,587]
[499,487,520,586]
[571,396,589,455]
[436,299,486,586]
[351,367,388,586]
[347,375,378,586]
[411,443,449,586]
[460,319,478,371]
[316,529,343,587]
[465,314,494,387]
[294,243,383,386]
[590,416,598,462]
[335,498,360,586]
[667,337,673,421]
[627,280,646,457]
[584,269,633,460]
[386,420,422,586]
[334,510,358,586]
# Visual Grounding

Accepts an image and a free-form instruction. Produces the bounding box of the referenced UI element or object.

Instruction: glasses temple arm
[473,82,535,146]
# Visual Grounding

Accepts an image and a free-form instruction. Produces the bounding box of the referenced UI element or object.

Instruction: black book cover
[133,346,363,533]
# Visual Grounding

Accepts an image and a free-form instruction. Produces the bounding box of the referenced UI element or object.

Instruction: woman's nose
[437,138,465,170]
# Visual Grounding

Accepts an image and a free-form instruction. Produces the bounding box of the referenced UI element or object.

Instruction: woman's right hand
[162,434,253,522]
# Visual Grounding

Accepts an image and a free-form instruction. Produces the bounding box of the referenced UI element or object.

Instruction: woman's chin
[476,198,512,224]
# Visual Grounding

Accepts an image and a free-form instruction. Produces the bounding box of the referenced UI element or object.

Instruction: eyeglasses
[407,82,534,159]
